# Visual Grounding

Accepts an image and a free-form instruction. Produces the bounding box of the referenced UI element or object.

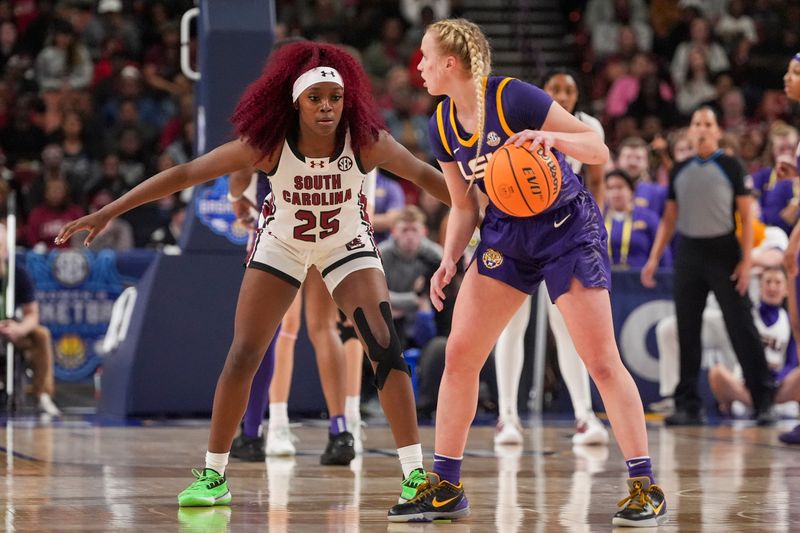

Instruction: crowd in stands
[4,1,800,419]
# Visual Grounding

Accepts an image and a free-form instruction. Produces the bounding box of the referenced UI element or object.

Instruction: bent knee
[443,344,485,377]
[224,344,265,376]
[583,357,617,383]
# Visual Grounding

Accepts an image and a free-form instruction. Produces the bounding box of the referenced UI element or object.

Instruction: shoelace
[402,470,427,490]
[190,468,214,484]
[406,480,446,504]
[617,485,653,511]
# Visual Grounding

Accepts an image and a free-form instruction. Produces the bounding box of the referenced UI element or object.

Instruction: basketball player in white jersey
[56,42,450,511]
[493,68,609,446]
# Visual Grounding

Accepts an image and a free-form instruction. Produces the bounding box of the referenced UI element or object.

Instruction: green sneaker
[399,468,428,503]
[177,468,232,507]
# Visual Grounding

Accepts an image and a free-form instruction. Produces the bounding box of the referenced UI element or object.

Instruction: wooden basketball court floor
[0,418,798,532]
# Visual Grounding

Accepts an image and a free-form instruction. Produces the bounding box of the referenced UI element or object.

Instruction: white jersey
[755,306,791,372]
[262,132,370,249]
[567,111,605,174]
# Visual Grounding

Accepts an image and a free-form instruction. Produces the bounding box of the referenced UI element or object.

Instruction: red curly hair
[231,42,385,158]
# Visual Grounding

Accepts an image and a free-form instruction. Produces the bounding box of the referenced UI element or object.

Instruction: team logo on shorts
[482,248,504,269]
[337,156,353,172]
[486,131,501,147]
[346,236,365,251]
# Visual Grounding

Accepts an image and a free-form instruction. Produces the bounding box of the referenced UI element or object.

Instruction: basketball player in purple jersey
[55,42,450,512]
[389,19,667,527]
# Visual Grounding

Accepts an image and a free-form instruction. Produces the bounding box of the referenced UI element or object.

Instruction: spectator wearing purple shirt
[617,136,668,217]
[752,123,799,234]
[372,171,406,242]
[605,170,671,269]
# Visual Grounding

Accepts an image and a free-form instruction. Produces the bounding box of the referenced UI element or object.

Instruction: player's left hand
[730,259,751,295]
[505,130,557,154]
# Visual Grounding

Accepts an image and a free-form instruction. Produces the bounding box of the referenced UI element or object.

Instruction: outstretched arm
[361,131,451,207]
[57,139,264,246]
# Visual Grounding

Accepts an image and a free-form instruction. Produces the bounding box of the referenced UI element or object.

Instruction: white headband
[292,67,343,102]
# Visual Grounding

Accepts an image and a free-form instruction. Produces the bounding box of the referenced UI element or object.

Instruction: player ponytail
[428,19,491,190]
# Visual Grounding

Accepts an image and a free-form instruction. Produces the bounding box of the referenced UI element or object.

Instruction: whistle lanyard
[606,211,632,267]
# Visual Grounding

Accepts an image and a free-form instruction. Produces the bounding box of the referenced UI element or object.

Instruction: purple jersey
[761,171,797,235]
[751,166,773,208]
[633,181,667,217]
[606,206,670,268]
[428,76,583,217]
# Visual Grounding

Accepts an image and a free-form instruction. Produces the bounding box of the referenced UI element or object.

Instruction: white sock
[495,297,530,421]
[269,402,289,428]
[345,395,361,425]
[397,443,424,478]
[205,451,229,476]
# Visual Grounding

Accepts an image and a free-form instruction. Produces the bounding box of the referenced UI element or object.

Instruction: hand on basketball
[640,259,658,288]
[505,129,556,154]
[55,211,111,247]
[430,258,457,312]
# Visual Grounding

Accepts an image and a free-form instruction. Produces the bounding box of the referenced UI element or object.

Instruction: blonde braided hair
[429,19,491,187]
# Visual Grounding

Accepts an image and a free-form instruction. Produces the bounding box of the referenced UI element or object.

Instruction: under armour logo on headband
[292,67,344,102]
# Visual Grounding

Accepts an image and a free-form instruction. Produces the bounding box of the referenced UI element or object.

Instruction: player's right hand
[55,211,111,247]
[430,258,457,312]
[640,259,658,288]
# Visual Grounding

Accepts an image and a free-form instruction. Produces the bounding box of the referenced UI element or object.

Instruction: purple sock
[626,456,655,484]
[242,328,278,439]
[329,414,347,435]
[433,453,462,485]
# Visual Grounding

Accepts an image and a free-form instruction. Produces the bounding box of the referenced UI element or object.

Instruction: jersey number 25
[293,208,341,242]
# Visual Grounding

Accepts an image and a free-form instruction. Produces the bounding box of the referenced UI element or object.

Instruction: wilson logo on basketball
[484,143,563,217]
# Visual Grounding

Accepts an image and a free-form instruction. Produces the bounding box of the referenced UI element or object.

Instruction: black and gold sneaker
[230,431,266,462]
[612,476,667,527]
[320,431,355,465]
[387,472,470,523]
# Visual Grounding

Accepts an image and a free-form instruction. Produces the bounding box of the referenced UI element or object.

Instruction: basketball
[484,143,563,217]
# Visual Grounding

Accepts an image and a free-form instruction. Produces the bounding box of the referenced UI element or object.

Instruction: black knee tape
[352,301,409,390]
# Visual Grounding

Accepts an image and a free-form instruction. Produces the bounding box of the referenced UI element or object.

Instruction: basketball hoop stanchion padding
[5,192,16,412]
